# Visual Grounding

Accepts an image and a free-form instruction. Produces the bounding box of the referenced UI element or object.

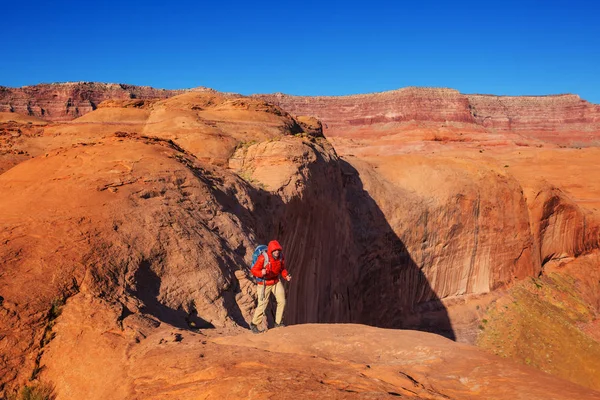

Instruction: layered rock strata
[257,88,600,146]
[0,82,183,121]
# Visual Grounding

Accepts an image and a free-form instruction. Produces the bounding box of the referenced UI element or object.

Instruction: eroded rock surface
[0,82,183,122]
[2,85,600,398]
[40,314,600,400]
[258,88,600,147]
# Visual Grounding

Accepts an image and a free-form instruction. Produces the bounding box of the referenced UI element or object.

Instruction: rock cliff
[0,82,183,121]
[257,88,600,146]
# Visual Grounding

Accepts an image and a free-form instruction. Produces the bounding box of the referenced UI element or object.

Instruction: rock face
[468,94,600,132]
[0,82,183,121]
[2,86,600,398]
[0,135,257,389]
[259,88,476,128]
[257,88,600,146]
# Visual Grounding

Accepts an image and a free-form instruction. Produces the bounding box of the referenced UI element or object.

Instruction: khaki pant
[252,281,286,325]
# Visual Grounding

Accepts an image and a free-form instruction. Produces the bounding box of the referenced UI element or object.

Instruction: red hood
[267,240,283,259]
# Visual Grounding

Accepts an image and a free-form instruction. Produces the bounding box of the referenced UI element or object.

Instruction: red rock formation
[468,94,600,131]
[0,82,183,121]
[2,86,600,397]
[257,88,600,146]
[528,184,600,265]
[5,83,599,146]
[40,320,600,400]
[0,94,326,394]
[258,88,474,129]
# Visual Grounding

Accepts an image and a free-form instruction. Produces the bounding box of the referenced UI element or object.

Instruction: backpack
[251,245,269,270]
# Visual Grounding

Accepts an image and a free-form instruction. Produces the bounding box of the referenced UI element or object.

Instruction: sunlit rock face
[0,82,183,121]
[2,85,600,398]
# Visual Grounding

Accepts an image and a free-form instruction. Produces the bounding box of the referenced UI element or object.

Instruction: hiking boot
[250,323,261,334]
[274,323,286,328]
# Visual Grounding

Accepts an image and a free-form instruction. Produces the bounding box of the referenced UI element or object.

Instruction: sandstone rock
[477,251,600,391]
[528,184,600,265]
[0,136,261,391]
[296,115,324,137]
[257,88,600,147]
[0,82,183,122]
[39,320,600,400]
[2,84,600,397]
[0,115,45,173]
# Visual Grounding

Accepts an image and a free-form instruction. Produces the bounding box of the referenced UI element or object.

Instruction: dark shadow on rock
[213,251,252,329]
[141,146,456,339]
[264,155,456,340]
[340,159,455,340]
[133,259,215,330]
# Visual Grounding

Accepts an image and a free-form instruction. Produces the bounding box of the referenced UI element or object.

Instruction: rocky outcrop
[258,88,475,129]
[0,82,183,121]
[528,184,600,265]
[257,88,600,146]
[468,94,600,131]
[40,321,600,400]
[0,135,261,390]
[228,142,537,340]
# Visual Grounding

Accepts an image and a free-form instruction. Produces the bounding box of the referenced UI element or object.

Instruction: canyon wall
[0,82,183,121]
[258,88,475,129]
[257,88,600,145]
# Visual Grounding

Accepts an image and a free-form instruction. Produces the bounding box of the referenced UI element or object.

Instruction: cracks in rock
[467,195,481,293]
[30,279,81,381]
[397,371,453,399]
[513,245,529,268]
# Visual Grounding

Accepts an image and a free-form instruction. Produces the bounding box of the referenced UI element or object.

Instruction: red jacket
[251,240,289,285]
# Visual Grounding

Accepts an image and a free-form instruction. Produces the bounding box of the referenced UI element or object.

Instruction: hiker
[250,240,292,333]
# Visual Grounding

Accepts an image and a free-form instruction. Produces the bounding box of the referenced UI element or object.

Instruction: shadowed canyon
[1,82,600,399]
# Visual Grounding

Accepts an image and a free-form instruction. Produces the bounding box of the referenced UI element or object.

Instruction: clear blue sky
[2,0,599,102]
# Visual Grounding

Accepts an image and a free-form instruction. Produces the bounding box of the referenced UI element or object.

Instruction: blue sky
[2,0,599,102]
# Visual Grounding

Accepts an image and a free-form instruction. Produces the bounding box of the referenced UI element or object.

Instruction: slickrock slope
[0,136,258,390]
[0,92,324,394]
[0,82,183,121]
[39,321,600,400]
[477,251,600,390]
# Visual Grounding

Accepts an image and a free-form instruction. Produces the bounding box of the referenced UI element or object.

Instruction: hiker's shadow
[274,157,456,340]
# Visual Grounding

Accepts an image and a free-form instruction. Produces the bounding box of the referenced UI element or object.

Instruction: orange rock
[2,84,600,398]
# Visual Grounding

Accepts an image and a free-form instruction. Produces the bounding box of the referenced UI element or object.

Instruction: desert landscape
[1,82,600,399]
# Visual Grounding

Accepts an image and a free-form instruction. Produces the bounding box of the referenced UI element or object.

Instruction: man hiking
[250,240,292,333]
